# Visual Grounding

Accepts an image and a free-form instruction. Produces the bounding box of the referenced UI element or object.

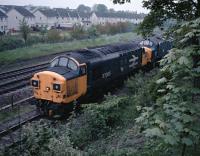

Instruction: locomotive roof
[64,42,142,64]
[148,36,164,44]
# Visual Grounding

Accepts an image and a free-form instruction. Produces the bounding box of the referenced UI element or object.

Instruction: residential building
[90,11,145,25]
[0,5,146,32]
[68,9,81,25]
[79,12,92,28]
[34,9,58,28]
[55,8,72,28]
[7,6,35,31]
[0,10,8,33]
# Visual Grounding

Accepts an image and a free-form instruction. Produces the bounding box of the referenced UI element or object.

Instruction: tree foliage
[113,0,131,4]
[135,18,200,156]
[77,4,91,13]
[19,18,31,44]
[93,4,108,12]
[138,0,200,36]
[143,0,200,20]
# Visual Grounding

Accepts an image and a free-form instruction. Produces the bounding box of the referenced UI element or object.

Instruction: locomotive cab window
[80,65,86,75]
[50,58,59,67]
[140,40,153,47]
[68,59,78,71]
[50,57,78,71]
[59,57,68,67]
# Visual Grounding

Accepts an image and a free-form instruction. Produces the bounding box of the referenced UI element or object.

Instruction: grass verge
[0,32,140,64]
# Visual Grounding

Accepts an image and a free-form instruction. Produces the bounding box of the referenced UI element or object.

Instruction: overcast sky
[0,0,148,13]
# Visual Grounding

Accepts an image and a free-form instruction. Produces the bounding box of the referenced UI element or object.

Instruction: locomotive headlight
[31,80,39,88]
[53,83,61,92]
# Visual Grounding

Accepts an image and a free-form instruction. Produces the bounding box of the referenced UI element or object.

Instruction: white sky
[0,0,148,13]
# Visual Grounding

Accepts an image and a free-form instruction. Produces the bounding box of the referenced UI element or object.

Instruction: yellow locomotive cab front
[31,56,88,106]
[31,71,67,103]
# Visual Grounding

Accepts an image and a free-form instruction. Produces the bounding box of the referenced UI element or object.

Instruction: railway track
[0,62,49,95]
[0,96,34,112]
[0,93,42,149]
[0,109,41,138]
[0,109,41,149]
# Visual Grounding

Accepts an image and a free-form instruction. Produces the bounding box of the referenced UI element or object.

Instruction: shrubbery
[1,120,83,156]
[0,37,25,52]
[47,29,63,42]
[70,24,87,40]
[96,22,135,35]
[69,95,133,148]
[0,22,135,52]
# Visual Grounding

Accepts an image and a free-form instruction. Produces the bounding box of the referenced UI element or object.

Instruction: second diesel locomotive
[31,36,172,115]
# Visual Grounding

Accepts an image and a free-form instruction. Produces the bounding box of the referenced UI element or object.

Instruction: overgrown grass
[0,32,139,64]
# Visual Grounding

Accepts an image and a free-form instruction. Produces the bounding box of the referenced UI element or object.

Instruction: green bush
[0,37,25,52]
[95,22,135,35]
[69,96,134,148]
[26,36,44,45]
[47,29,63,42]
[87,26,99,39]
[70,24,88,40]
[1,120,83,156]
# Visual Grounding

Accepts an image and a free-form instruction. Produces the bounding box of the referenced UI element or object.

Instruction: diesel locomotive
[31,36,172,115]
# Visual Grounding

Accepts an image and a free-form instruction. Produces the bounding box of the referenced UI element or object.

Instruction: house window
[40,17,42,20]
[16,16,18,19]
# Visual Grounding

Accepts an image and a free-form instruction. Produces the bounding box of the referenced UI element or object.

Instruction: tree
[109,8,115,12]
[93,4,108,13]
[113,0,131,4]
[19,18,31,44]
[77,4,91,13]
[137,11,163,37]
[136,18,200,156]
[138,0,200,36]
[143,0,200,20]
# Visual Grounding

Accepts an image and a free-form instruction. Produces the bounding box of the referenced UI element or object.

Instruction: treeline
[71,22,135,39]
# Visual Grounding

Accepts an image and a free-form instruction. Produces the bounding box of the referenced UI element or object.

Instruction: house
[79,12,92,28]
[0,10,8,33]
[55,8,72,28]
[90,11,145,25]
[0,5,13,14]
[34,9,58,28]
[67,9,81,25]
[7,6,35,31]
[0,5,146,32]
